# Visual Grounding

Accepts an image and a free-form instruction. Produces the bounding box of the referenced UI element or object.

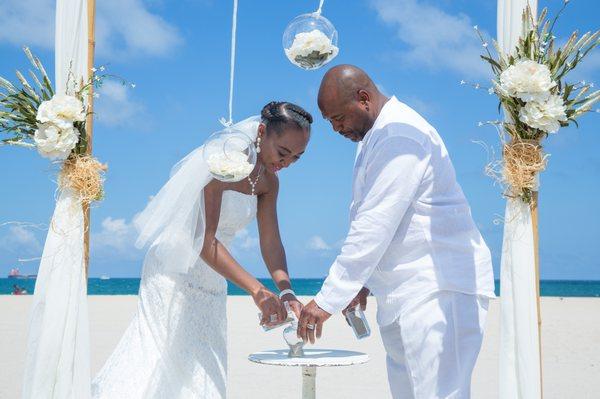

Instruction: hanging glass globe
[283,12,339,70]
[203,127,257,182]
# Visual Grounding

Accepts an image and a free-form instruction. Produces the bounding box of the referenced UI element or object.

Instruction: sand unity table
[248,349,369,399]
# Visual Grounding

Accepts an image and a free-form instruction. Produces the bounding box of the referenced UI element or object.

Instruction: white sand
[1,296,599,398]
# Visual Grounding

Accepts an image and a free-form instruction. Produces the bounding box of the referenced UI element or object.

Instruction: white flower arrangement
[498,60,556,103]
[1,47,128,160]
[285,29,339,70]
[34,122,80,160]
[518,94,568,134]
[37,94,86,127]
[32,94,86,160]
[472,3,600,202]
[497,60,569,134]
[0,47,125,202]
[206,151,255,181]
[478,5,599,141]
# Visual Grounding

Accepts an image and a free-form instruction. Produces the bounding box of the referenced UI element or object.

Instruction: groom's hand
[342,287,370,316]
[298,300,331,344]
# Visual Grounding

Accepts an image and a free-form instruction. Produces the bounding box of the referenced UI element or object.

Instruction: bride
[92,101,313,398]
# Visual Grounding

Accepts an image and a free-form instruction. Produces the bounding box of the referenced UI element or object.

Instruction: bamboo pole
[531,191,543,397]
[84,0,96,277]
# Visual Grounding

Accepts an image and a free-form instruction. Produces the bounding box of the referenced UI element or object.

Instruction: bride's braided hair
[261,101,313,135]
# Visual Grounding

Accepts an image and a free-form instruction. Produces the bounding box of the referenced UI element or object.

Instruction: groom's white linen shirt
[314,97,495,326]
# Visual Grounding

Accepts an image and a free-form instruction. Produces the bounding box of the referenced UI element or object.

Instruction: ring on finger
[269,314,278,323]
[306,323,315,330]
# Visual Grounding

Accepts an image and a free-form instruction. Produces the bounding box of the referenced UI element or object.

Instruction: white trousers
[379,292,489,399]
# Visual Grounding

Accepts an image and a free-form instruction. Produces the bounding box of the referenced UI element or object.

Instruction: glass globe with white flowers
[203,127,257,182]
[283,12,339,70]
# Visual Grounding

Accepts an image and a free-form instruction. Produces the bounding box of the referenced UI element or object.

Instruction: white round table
[248,349,369,399]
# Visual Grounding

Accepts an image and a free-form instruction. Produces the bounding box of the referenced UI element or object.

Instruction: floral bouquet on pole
[0,47,113,203]
[475,3,599,203]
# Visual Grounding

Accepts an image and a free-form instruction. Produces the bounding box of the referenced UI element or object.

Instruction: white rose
[499,60,556,103]
[37,94,86,129]
[518,94,567,133]
[285,29,339,67]
[33,122,80,160]
[207,151,254,181]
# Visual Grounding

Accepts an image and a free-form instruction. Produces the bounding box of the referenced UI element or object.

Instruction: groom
[298,65,495,398]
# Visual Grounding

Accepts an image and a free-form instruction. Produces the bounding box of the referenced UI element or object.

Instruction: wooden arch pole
[532,190,543,395]
[84,0,96,277]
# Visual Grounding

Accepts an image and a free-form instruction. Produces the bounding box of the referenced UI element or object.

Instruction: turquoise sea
[2,278,600,297]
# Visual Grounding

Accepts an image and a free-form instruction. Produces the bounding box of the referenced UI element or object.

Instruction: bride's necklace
[248,165,263,196]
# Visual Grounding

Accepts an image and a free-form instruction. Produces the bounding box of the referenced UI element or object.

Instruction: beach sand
[1,296,598,398]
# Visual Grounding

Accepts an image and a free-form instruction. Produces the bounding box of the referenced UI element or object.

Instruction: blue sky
[1,0,598,279]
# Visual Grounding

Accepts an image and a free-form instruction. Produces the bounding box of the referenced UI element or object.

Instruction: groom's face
[319,93,371,142]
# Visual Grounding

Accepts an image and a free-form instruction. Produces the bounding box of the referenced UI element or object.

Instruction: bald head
[318,65,379,108]
[317,65,388,142]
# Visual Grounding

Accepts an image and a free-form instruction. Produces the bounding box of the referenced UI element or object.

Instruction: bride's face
[257,123,310,173]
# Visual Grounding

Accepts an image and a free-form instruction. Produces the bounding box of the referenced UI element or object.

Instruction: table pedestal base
[302,366,316,399]
[248,349,369,399]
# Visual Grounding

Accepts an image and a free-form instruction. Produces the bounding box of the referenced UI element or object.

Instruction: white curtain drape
[497,1,541,398]
[22,1,91,398]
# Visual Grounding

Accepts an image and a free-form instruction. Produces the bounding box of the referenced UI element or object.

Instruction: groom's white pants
[378,291,488,399]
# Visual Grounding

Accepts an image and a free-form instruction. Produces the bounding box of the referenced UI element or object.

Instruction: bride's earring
[256,136,262,153]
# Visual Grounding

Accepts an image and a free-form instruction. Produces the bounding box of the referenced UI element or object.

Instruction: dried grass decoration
[59,155,107,204]
[502,139,547,202]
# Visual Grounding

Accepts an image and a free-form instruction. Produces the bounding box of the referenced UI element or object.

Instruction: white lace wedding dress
[92,190,257,399]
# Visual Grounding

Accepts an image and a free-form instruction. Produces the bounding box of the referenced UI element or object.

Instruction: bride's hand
[253,287,287,326]
[281,293,303,320]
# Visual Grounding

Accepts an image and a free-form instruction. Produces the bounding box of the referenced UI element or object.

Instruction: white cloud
[371,0,490,79]
[0,1,54,49]
[95,81,145,127]
[95,0,183,58]
[92,216,141,259]
[0,0,183,58]
[307,235,332,251]
[0,225,42,253]
[234,228,259,250]
[11,226,40,246]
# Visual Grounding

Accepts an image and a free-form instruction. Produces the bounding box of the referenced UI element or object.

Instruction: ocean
[2,278,600,297]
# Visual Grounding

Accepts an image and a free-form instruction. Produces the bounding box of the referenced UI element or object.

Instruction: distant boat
[99,275,110,280]
[7,268,37,279]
